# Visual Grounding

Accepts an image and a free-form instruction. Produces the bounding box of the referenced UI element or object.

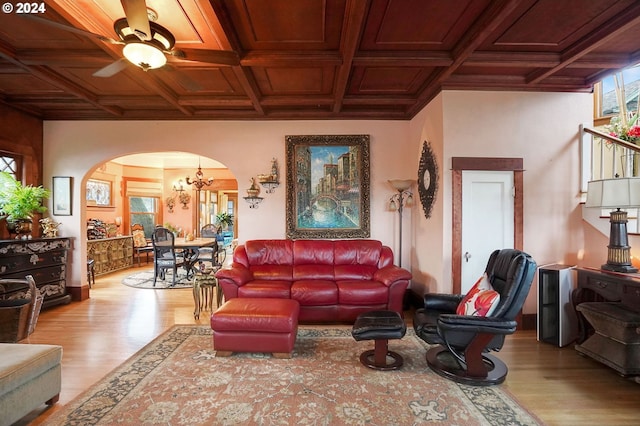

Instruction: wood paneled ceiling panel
[254,67,334,95]
[349,66,427,94]
[225,0,345,49]
[0,0,639,120]
[360,0,490,50]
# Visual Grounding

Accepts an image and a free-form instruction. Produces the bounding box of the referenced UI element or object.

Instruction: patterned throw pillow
[132,230,148,248]
[456,273,501,316]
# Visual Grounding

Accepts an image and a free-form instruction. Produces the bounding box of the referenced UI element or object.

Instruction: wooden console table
[573,268,640,378]
[87,236,133,276]
[0,237,72,308]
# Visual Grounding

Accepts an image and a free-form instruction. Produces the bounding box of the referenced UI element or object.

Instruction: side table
[193,273,222,320]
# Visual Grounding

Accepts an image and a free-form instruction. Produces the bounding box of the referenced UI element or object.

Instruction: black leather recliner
[413,248,537,386]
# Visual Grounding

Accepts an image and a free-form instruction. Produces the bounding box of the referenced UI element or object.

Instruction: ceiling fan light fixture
[123,42,166,70]
[114,18,175,70]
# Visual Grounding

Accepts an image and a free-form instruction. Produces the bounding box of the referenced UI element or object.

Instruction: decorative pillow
[132,230,148,248]
[456,273,501,316]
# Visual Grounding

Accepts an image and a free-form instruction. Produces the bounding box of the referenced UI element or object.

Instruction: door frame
[452,157,524,294]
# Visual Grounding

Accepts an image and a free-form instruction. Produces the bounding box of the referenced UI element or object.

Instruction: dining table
[173,237,218,279]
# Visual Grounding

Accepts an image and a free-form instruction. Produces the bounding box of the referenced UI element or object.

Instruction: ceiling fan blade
[167,49,240,66]
[19,14,123,45]
[163,65,203,92]
[93,58,129,78]
[121,0,152,41]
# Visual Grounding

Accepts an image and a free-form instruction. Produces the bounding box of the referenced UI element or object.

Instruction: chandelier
[185,161,213,191]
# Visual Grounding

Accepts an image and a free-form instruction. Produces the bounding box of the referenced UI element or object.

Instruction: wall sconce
[388,179,414,267]
[257,158,280,193]
[178,192,191,209]
[585,177,640,273]
[166,196,176,213]
[114,216,122,227]
[244,177,264,208]
[173,179,185,194]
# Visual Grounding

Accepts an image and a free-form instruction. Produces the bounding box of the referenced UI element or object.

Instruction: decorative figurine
[247,177,261,197]
[40,217,61,238]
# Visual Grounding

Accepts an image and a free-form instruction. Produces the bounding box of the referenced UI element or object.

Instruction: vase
[6,219,33,238]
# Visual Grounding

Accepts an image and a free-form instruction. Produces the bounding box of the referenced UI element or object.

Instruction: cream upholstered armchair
[0,275,43,342]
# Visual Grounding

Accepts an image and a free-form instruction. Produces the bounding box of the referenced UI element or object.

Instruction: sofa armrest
[215,263,253,287]
[374,266,412,287]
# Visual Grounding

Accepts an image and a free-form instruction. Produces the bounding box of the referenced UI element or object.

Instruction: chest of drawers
[0,238,72,308]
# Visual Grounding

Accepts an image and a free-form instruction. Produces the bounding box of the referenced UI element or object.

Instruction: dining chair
[198,224,225,270]
[151,227,185,287]
[131,223,153,267]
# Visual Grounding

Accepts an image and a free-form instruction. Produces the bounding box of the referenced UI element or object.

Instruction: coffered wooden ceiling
[0,0,639,121]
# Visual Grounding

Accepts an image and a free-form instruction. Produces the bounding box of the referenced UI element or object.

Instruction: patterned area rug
[46,325,541,425]
[121,270,192,289]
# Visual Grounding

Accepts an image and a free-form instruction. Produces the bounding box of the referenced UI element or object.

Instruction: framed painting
[52,176,72,215]
[285,134,370,239]
[86,178,112,207]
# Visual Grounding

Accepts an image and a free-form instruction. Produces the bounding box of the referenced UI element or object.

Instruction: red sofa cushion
[238,280,291,298]
[338,280,389,305]
[245,239,293,265]
[334,240,382,280]
[291,280,338,305]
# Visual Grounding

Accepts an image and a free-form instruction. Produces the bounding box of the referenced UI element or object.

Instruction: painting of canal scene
[285,134,370,239]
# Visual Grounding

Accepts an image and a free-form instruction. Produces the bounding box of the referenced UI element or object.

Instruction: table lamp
[585,177,640,273]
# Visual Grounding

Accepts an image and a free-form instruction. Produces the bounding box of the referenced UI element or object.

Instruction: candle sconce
[257,158,280,194]
[244,177,264,208]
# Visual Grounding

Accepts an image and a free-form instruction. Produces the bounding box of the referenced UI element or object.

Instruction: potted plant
[0,171,50,236]
[215,212,233,230]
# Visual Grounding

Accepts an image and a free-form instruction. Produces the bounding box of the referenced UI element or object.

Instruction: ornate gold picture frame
[285,134,370,239]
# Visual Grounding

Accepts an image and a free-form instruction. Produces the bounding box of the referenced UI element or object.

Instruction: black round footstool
[351,310,407,371]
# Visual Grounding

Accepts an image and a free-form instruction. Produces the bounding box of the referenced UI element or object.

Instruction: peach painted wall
[408,91,593,314]
[43,120,410,288]
[43,91,597,316]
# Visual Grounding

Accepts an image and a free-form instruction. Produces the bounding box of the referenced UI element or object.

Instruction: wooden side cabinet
[87,236,133,276]
[0,237,72,308]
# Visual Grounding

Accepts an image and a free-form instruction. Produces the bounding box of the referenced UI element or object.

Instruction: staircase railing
[580,124,640,232]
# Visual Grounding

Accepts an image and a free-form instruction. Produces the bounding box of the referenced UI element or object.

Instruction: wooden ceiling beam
[209,0,263,115]
[0,43,123,116]
[332,0,371,114]
[241,52,343,67]
[353,52,452,67]
[409,0,527,117]
[527,3,640,84]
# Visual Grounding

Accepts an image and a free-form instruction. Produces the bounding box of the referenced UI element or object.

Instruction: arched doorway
[83,151,237,282]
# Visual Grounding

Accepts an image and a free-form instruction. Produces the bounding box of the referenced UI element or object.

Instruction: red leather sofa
[215,239,412,322]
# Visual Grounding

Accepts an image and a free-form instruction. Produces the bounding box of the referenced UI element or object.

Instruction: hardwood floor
[16,268,640,425]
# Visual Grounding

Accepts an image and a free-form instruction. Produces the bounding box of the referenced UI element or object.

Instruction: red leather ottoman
[210,298,300,358]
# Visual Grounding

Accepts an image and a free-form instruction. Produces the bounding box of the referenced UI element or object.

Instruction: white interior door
[461,170,514,293]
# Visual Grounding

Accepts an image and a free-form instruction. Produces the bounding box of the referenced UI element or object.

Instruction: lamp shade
[585,177,640,209]
[388,179,414,191]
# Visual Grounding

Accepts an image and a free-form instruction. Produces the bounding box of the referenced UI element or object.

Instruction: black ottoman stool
[352,310,407,371]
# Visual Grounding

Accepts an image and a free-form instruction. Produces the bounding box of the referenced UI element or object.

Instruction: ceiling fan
[21,0,240,78]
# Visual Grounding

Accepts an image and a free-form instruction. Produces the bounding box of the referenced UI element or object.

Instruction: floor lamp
[585,177,640,273]
[388,179,414,267]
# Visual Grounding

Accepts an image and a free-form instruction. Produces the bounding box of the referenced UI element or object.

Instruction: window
[0,151,21,180]
[595,65,640,122]
[129,196,159,238]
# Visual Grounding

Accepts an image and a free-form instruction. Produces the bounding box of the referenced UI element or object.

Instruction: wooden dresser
[573,268,640,379]
[87,236,133,276]
[0,237,72,308]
